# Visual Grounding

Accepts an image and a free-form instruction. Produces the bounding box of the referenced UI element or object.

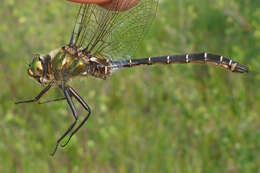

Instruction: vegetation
[0,0,259,172]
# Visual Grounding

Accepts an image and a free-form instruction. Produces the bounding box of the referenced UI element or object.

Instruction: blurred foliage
[0,0,260,172]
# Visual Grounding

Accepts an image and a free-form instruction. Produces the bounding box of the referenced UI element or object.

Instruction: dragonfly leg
[39,88,73,104]
[15,81,54,104]
[51,86,78,156]
[60,86,91,148]
[38,97,66,104]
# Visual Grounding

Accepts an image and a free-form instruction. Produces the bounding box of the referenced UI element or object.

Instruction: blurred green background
[0,0,260,172]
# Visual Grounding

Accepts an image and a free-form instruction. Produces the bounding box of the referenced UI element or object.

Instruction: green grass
[0,0,260,172]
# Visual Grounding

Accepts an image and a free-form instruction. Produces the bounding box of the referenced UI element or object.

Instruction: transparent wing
[69,0,158,60]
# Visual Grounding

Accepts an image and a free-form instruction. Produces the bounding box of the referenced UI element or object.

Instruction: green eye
[29,56,43,77]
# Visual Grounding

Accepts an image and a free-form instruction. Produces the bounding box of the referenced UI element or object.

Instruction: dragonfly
[15,0,249,156]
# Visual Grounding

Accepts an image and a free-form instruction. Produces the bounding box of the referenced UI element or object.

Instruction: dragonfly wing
[69,0,158,60]
[69,4,92,46]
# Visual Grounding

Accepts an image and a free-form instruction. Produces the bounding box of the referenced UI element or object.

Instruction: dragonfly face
[27,54,43,83]
[27,54,52,85]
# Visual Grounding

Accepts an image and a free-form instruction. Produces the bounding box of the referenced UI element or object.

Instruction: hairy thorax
[48,45,112,84]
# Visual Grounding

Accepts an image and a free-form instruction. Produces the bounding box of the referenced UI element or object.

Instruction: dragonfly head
[27,54,51,85]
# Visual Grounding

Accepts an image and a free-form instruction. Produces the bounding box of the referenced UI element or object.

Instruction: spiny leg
[15,81,54,104]
[39,89,73,104]
[61,86,91,148]
[38,97,66,104]
[51,86,78,156]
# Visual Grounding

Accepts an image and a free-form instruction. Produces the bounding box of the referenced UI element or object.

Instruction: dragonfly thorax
[28,46,113,86]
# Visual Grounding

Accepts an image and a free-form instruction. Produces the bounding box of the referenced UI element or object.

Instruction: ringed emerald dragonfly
[15,0,249,156]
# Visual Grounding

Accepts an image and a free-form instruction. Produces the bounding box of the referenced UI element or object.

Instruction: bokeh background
[0,0,260,172]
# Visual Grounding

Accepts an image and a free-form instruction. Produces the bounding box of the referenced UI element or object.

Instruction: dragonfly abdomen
[110,53,249,73]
